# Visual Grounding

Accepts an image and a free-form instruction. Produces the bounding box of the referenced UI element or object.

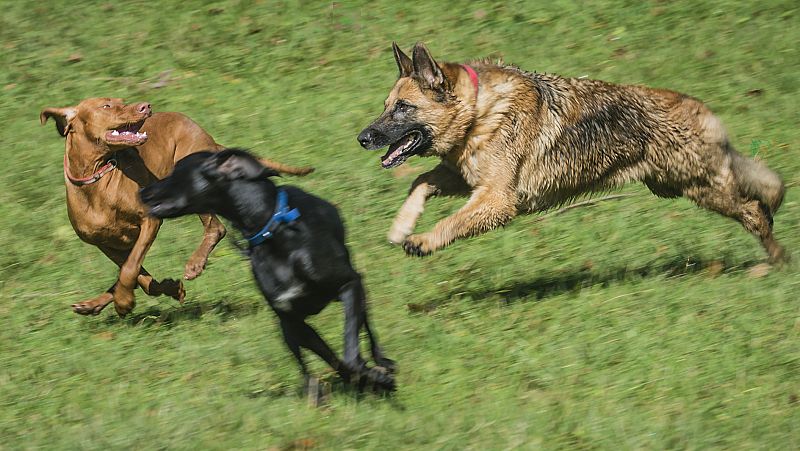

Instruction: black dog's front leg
[339,276,396,390]
[278,314,351,382]
[278,315,310,379]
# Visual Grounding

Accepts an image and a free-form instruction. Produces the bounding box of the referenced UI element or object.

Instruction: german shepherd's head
[358,42,475,168]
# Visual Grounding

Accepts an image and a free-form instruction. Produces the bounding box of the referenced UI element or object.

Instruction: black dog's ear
[40,106,77,137]
[392,41,413,78]
[215,152,279,180]
[412,42,446,90]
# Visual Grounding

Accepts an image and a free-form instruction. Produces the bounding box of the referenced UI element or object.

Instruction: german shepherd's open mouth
[381,131,423,168]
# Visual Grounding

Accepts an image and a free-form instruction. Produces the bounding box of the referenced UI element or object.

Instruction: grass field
[1,0,799,449]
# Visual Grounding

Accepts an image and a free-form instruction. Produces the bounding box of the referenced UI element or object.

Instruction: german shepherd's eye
[393,101,415,115]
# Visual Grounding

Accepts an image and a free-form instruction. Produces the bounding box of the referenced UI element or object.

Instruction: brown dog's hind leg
[684,185,787,264]
[71,283,116,316]
[71,246,185,316]
[184,214,226,280]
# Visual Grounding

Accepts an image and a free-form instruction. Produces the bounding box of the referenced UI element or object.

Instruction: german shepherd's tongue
[381,133,417,168]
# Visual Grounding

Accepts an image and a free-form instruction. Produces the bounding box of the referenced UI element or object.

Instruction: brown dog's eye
[102,104,111,109]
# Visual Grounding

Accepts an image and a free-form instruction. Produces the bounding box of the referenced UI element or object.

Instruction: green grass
[1,0,799,449]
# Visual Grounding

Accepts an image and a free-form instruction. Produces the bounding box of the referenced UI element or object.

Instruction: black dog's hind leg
[339,276,396,390]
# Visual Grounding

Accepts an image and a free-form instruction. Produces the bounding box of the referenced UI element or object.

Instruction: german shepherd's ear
[214,151,280,180]
[411,42,446,90]
[392,41,413,78]
[40,106,77,137]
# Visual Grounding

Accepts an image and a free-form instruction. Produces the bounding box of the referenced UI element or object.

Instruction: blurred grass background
[1,0,798,448]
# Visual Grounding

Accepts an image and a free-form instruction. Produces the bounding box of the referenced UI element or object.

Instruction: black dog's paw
[375,357,397,375]
[402,236,433,257]
[365,367,396,392]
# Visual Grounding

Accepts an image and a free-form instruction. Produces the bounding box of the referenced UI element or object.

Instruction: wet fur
[359,43,787,263]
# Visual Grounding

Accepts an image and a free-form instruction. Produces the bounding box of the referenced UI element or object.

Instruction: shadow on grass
[106,299,264,327]
[409,254,766,313]
[245,372,403,409]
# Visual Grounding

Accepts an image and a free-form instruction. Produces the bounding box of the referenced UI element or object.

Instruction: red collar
[461,64,479,97]
[64,153,117,186]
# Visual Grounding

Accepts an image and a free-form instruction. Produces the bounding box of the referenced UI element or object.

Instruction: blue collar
[245,189,300,247]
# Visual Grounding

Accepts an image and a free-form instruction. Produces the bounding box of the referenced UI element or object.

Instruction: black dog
[140,148,395,391]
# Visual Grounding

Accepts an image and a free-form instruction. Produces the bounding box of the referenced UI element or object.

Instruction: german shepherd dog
[358,42,787,264]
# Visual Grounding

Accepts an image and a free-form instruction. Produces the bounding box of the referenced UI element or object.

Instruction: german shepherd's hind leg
[184,214,226,280]
[403,186,517,257]
[388,163,470,244]
[684,185,787,265]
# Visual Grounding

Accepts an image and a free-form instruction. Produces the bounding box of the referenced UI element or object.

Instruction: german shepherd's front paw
[402,234,435,257]
[387,226,411,245]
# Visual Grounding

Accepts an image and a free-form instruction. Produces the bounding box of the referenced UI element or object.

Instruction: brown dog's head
[40,97,152,149]
[357,42,473,168]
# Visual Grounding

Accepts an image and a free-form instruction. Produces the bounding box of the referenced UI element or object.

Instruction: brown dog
[358,43,786,263]
[41,97,314,316]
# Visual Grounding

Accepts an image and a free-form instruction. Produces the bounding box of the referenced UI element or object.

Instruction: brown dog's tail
[730,150,785,214]
[257,158,315,176]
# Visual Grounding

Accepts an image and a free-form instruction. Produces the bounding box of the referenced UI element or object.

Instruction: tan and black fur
[358,42,786,263]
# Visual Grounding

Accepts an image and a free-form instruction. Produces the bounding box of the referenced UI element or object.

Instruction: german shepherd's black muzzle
[358,118,433,169]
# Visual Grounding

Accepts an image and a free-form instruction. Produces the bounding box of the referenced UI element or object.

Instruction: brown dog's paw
[183,256,207,280]
[112,289,136,318]
[161,279,186,303]
[71,293,114,316]
[402,234,435,257]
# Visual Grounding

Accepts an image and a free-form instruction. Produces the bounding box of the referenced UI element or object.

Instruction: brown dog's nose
[137,102,152,115]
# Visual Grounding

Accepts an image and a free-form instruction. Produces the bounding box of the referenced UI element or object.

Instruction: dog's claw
[71,293,114,316]
[375,357,397,375]
[402,240,431,257]
[365,367,396,392]
[183,258,206,280]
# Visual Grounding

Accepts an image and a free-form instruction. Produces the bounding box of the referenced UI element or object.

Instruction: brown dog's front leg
[113,217,162,317]
[184,214,226,280]
[388,163,470,244]
[403,186,517,257]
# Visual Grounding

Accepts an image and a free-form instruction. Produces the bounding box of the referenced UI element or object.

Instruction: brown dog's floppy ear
[411,42,446,90]
[216,152,279,180]
[40,107,77,137]
[392,41,413,78]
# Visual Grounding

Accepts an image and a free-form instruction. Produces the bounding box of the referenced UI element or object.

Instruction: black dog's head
[140,148,278,219]
[357,42,472,169]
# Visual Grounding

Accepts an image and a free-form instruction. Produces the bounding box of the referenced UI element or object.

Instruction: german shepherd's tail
[730,150,785,214]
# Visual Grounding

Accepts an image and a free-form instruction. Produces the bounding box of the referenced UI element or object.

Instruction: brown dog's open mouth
[106,121,148,145]
[381,131,421,169]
